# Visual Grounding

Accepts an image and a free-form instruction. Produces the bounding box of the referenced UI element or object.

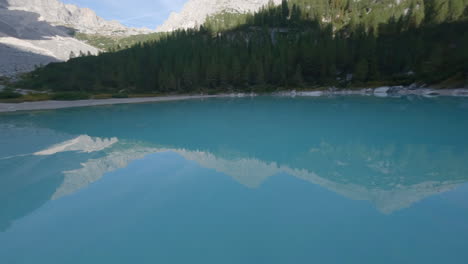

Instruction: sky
[62,0,187,29]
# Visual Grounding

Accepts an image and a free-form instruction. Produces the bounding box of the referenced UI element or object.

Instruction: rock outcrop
[0,0,152,76]
[157,0,282,32]
[2,0,152,36]
[0,6,98,76]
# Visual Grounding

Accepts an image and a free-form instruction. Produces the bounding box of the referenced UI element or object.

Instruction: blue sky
[62,0,187,29]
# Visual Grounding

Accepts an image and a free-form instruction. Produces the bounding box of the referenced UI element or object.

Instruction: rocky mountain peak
[3,0,153,36]
[157,0,282,32]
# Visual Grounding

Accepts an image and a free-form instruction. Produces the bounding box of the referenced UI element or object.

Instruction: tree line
[19,0,468,93]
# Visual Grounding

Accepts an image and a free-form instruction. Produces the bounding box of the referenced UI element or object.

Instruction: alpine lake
[1,96,468,264]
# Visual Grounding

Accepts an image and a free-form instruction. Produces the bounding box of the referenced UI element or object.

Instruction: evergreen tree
[20,0,468,93]
[354,59,369,82]
[69,51,76,59]
[281,0,290,23]
[293,64,304,86]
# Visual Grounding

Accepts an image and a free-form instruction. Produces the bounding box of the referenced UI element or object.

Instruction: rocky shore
[1,86,468,113]
[0,94,229,113]
[274,86,468,98]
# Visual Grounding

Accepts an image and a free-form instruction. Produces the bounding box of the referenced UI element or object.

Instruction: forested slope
[18,0,468,93]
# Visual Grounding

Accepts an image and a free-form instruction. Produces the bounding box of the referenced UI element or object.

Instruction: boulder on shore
[374,87,390,97]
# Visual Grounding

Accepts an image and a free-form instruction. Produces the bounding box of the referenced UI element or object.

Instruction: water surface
[1,96,468,263]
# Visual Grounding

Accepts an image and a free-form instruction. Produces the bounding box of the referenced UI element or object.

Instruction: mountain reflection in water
[1,96,467,232]
[2,97,468,264]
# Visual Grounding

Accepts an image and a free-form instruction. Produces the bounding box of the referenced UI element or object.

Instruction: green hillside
[74,32,167,52]
[18,0,468,94]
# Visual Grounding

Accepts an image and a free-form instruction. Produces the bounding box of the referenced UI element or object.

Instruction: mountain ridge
[0,6,99,76]
[0,0,154,76]
[157,0,282,32]
[2,0,153,36]
[21,0,467,93]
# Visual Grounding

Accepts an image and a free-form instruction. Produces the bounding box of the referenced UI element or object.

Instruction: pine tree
[254,61,266,85]
[290,4,301,23]
[281,0,290,24]
[407,0,425,28]
[293,64,304,87]
[354,59,369,82]
[231,58,242,86]
[19,0,468,93]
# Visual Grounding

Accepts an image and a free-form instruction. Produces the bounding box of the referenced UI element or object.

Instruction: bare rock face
[3,0,152,36]
[0,0,155,76]
[157,0,282,32]
[0,2,99,76]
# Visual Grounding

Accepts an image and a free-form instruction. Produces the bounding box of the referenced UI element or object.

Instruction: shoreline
[1,87,468,113]
[274,87,468,98]
[0,94,229,113]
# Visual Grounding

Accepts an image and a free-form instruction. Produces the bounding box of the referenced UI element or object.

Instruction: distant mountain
[157,0,282,32]
[25,0,467,92]
[2,0,152,36]
[0,7,98,76]
[0,0,153,76]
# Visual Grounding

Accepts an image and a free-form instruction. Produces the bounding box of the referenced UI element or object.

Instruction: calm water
[1,96,468,263]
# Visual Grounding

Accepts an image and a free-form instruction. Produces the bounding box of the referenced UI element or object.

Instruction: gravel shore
[0,95,228,113]
[1,88,468,113]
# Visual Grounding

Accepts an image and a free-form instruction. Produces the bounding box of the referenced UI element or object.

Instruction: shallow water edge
[1,87,468,113]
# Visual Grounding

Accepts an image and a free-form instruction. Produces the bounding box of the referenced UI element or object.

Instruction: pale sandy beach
[1,88,468,113]
[0,95,228,113]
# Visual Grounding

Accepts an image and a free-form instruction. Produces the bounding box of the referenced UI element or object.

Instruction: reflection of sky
[0,125,72,157]
[16,134,464,214]
[427,183,468,211]
[1,152,468,264]
[2,97,468,263]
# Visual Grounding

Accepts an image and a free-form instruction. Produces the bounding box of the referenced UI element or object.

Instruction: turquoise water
[1,96,468,263]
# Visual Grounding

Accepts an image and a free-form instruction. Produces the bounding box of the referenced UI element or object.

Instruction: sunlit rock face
[0,7,99,76]
[157,0,282,32]
[3,0,152,36]
[0,0,99,76]
[0,0,151,76]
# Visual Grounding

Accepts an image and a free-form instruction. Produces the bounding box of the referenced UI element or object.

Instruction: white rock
[453,89,468,97]
[0,6,99,76]
[157,0,282,32]
[374,86,390,94]
[3,0,152,36]
[421,89,440,98]
[374,86,392,97]
[297,91,323,97]
[0,0,154,76]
